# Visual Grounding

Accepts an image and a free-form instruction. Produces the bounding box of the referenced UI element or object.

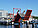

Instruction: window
[0,12,2,17]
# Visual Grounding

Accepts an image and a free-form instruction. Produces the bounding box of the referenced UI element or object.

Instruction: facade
[0,10,8,18]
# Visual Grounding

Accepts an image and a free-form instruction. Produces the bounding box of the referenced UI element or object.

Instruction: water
[0,24,38,28]
[37,24,38,28]
[0,25,12,28]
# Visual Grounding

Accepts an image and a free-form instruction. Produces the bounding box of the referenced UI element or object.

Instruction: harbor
[0,8,38,28]
[0,0,38,28]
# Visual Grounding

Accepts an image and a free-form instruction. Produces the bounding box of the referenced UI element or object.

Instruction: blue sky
[0,0,38,16]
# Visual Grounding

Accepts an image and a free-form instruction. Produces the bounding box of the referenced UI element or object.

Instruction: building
[0,10,8,18]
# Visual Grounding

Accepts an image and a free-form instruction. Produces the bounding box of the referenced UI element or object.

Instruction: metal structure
[13,8,21,18]
[24,10,32,20]
[9,8,21,18]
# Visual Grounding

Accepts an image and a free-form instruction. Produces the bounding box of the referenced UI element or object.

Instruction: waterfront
[0,24,38,28]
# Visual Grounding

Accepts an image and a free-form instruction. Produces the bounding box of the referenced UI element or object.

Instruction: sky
[0,0,38,16]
